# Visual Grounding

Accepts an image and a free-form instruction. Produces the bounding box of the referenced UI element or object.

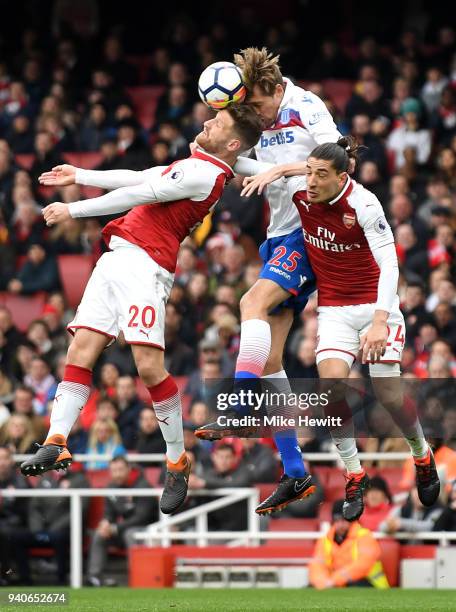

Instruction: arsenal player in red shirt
[242,136,440,521]
[20,105,263,517]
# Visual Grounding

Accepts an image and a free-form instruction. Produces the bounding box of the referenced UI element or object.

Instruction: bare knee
[240,290,269,321]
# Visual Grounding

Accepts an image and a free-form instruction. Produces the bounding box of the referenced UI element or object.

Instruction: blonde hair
[88,417,122,448]
[234,47,283,96]
[0,414,35,453]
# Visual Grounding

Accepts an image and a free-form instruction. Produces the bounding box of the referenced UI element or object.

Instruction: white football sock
[47,381,90,440]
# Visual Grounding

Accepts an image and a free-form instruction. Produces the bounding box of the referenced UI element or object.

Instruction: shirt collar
[328,176,353,205]
[191,148,234,179]
[278,77,295,113]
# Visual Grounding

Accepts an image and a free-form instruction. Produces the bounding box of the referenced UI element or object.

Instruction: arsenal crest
[342,213,356,228]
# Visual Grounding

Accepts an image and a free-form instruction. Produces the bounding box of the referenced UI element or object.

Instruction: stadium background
[0,0,456,602]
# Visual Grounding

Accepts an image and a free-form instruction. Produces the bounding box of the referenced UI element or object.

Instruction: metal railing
[12,451,414,464]
[2,487,456,589]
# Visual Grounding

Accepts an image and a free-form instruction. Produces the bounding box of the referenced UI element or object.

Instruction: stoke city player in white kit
[241,136,440,520]
[20,105,263,515]
[196,48,343,515]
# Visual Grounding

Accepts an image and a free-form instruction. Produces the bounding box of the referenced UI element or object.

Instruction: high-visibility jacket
[309,522,389,589]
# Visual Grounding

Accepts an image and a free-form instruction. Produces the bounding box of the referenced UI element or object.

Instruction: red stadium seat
[63,152,103,169]
[126,86,166,130]
[86,469,111,488]
[57,254,93,309]
[87,497,105,529]
[325,469,346,501]
[378,538,400,587]
[126,55,155,84]
[144,467,161,486]
[15,154,35,169]
[265,517,320,545]
[321,79,354,113]
[312,466,332,488]
[268,518,319,532]
[0,291,47,332]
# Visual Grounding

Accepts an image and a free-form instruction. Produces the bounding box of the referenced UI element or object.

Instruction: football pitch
[1,588,454,611]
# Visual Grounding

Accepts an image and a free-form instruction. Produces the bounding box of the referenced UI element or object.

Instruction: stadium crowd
[0,2,456,586]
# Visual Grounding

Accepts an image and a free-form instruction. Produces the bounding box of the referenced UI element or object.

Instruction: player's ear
[338,171,348,185]
[227,138,242,153]
[277,83,285,96]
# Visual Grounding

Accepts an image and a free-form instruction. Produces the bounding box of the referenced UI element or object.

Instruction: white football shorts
[316,297,405,367]
[68,237,174,349]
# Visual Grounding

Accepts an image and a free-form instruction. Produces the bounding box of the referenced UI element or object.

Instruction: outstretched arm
[240,161,308,197]
[39,164,166,190]
[42,159,214,225]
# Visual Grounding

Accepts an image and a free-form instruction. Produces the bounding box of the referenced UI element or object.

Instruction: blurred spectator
[0,306,25,376]
[11,469,89,585]
[430,86,456,147]
[164,302,196,375]
[10,191,46,255]
[309,499,389,589]
[49,217,84,254]
[387,98,431,170]
[433,479,456,532]
[100,36,137,87]
[147,47,171,86]
[29,131,64,184]
[417,176,451,224]
[10,385,46,442]
[346,79,391,127]
[238,438,279,484]
[287,336,318,378]
[0,413,37,453]
[79,103,111,151]
[115,375,144,450]
[23,356,55,414]
[66,416,88,455]
[307,39,353,80]
[8,243,60,295]
[421,67,449,114]
[359,476,393,531]
[7,114,34,154]
[116,117,151,170]
[183,101,213,142]
[86,417,125,470]
[351,114,388,177]
[188,401,210,429]
[0,446,29,585]
[134,407,166,457]
[86,456,157,587]
[380,486,442,542]
[402,282,433,342]
[189,442,251,531]
[436,147,456,189]
[362,407,410,468]
[156,121,189,159]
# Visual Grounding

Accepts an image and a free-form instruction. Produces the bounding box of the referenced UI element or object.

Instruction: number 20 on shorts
[128,305,156,328]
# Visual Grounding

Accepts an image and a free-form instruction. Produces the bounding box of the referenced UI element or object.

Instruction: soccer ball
[198,62,247,110]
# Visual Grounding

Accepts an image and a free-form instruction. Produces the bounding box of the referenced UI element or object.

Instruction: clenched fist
[42,202,71,226]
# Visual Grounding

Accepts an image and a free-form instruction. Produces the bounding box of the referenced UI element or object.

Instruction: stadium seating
[378,539,401,587]
[0,291,47,331]
[144,466,161,486]
[57,254,94,310]
[125,86,166,130]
